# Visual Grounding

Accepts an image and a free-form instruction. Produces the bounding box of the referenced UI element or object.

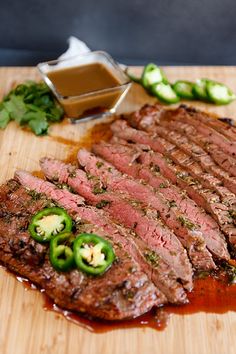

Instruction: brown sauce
[10,269,236,333]
[47,63,123,118]
[50,120,113,164]
[42,275,236,332]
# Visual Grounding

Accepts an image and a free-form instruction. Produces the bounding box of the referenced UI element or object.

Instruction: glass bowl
[37,51,131,123]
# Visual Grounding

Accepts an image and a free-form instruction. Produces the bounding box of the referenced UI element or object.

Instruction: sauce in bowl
[38,51,131,120]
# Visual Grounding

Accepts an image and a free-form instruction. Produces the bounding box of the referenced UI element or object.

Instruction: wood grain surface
[0,66,236,354]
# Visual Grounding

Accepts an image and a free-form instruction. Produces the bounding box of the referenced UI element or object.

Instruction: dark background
[1,0,235,66]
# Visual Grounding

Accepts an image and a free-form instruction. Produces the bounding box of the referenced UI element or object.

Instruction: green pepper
[172,80,195,99]
[151,82,180,104]
[73,233,115,275]
[50,232,75,272]
[142,63,167,89]
[206,81,236,105]
[192,79,209,101]
[29,207,72,243]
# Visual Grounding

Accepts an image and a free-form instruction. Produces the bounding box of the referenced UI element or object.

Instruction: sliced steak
[127,105,236,178]
[139,149,236,245]
[183,106,236,142]
[77,149,228,263]
[40,158,193,290]
[165,105,236,157]
[155,119,236,195]
[149,124,236,207]
[110,121,236,244]
[16,171,186,304]
[0,178,160,320]
[160,117,236,179]
[93,141,230,261]
[115,119,236,207]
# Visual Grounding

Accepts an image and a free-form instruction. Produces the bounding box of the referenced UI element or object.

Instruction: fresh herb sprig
[0,81,64,135]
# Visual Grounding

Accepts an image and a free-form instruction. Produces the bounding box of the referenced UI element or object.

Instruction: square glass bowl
[37,51,131,122]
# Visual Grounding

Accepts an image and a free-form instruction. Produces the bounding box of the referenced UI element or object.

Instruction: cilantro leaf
[0,108,11,128]
[28,116,49,135]
[0,81,64,136]
[4,95,27,123]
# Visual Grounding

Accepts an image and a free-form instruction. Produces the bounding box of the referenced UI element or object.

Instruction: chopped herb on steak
[96,161,104,168]
[229,210,236,220]
[168,200,177,208]
[144,250,159,268]
[95,200,111,209]
[92,183,107,195]
[177,216,196,230]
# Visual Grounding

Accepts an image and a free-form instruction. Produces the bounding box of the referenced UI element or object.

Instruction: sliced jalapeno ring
[142,63,167,89]
[73,233,115,276]
[192,79,209,101]
[172,80,194,100]
[151,82,180,104]
[50,232,75,272]
[29,207,72,243]
[206,81,236,105]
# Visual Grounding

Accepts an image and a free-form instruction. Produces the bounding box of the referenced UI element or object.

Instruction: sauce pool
[12,271,236,333]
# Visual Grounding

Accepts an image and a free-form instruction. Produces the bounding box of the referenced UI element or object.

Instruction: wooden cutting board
[0,66,236,354]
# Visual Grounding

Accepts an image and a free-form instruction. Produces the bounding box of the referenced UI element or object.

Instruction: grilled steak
[126,104,236,177]
[154,120,236,195]
[40,157,193,294]
[1,102,236,323]
[15,171,187,304]
[93,140,230,261]
[177,105,236,142]
[109,120,236,247]
[168,105,236,157]
[2,175,165,320]
[149,125,236,207]
[77,149,220,268]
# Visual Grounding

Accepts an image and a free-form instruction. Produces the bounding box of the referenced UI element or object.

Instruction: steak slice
[15,171,186,304]
[127,104,236,178]
[159,117,236,179]
[93,141,230,259]
[149,124,236,207]
[114,119,236,208]
[1,178,160,320]
[40,158,193,292]
[77,149,224,267]
[181,106,236,142]
[164,105,236,157]
[155,119,236,195]
[110,121,236,244]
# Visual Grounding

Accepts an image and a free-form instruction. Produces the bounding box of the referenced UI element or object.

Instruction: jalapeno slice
[142,63,167,89]
[73,233,115,275]
[206,81,236,105]
[192,79,209,101]
[151,82,180,104]
[172,80,194,100]
[29,207,73,243]
[50,232,74,272]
